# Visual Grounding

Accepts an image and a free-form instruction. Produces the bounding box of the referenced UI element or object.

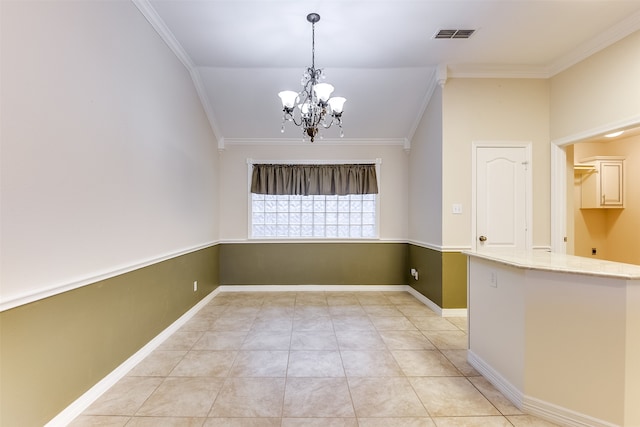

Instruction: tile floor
[70,291,558,427]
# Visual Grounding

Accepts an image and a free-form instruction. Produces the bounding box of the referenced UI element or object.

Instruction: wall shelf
[573,163,596,172]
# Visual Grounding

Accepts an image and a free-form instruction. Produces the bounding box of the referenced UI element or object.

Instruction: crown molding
[548,9,640,76]
[448,12,640,79]
[130,0,193,70]
[407,66,438,143]
[448,64,552,79]
[223,137,407,146]
[132,0,640,147]
[131,0,224,146]
[189,68,224,145]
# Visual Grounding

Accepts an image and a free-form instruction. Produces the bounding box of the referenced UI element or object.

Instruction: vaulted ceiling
[134,0,640,144]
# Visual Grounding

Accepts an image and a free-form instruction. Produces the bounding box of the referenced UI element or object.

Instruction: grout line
[70,290,529,426]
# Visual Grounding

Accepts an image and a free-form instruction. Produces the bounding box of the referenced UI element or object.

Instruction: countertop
[464,249,640,280]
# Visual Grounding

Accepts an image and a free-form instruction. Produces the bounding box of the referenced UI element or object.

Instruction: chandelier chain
[311,20,315,70]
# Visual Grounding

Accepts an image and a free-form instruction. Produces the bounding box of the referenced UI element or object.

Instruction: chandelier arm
[321,118,334,129]
[289,115,303,127]
[323,115,343,130]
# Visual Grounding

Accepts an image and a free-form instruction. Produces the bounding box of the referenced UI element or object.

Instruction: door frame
[471,141,533,251]
[550,143,567,253]
[550,115,640,254]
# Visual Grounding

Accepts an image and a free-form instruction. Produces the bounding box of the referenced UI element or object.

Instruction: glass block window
[251,193,377,239]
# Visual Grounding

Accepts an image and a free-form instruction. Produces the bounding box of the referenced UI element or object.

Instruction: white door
[474,145,531,251]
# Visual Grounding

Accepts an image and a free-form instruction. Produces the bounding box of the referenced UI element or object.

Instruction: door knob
[479,235,487,242]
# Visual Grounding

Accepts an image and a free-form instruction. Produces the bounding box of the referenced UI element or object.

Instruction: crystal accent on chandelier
[277,13,346,142]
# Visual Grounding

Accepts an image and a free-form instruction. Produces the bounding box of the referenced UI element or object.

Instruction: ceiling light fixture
[605,131,624,138]
[278,13,346,142]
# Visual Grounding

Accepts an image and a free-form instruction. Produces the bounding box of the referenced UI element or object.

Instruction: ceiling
[136,0,640,144]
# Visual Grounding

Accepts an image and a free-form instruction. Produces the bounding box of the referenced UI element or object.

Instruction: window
[251,193,377,238]
[248,160,380,239]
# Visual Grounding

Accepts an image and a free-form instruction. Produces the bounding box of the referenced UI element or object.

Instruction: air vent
[434,29,475,39]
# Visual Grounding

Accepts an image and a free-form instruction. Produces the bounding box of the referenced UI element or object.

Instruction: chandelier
[278,13,346,142]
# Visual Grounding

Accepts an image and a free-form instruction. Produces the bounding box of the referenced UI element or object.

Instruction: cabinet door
[600,162,623,206]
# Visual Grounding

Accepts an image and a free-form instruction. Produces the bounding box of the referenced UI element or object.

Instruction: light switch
[452,204,463,214]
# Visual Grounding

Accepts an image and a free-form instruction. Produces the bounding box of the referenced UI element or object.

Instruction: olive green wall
[0,245,219,427]
[408,244,443,306]
[408,244,467,309]
[442,252,468,309]
[220,243,408,286]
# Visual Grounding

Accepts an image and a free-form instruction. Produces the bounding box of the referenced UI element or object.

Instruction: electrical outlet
[193,281,198,292]
[592,248,597,255]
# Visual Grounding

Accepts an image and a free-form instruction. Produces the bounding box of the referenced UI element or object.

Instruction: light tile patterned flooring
[70,291,558,427]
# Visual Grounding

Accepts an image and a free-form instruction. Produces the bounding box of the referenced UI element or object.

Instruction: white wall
[408,86,443,248]
[218,142,409,241]
[468,258,525,391]
[442,78,551,249]
[0,1,219,309]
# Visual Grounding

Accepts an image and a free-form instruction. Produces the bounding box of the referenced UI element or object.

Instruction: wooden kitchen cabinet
[576,156,625,209]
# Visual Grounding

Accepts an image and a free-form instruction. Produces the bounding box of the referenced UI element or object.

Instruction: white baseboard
[406,287,443,315]
[522,395,619,427]
[467,350,523,408]
[45,288,222,427]
[468,350,619,427]
[405,287,468,317]
[217,284,409,293]
[441,308,468,317]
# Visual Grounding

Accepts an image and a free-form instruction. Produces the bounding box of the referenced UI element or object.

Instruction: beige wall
[573,136,640,264]
[550,30,640,141]
[626,283,640,426]
[525,271,629,425]
[218,142,409,241]
[442,78,551,249]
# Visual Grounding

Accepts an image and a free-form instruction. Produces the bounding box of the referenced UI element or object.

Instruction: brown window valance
[250,163,378,196]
